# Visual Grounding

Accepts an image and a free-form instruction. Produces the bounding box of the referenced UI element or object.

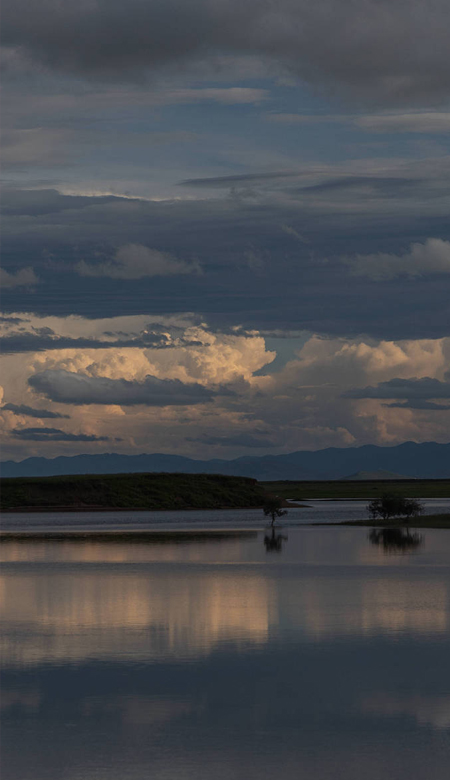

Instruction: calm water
[1,519,450,779]
[2,497,450,532]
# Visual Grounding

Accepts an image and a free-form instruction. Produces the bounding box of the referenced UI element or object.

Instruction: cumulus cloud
[76,243,200,279]
[28,329,273,388]
[344,377,450,400]
[0,267,38,288]
[284,335,447,387]
[3,0,450,104]
[11,427,111,442]
[346,239,450,281]
[28,370,218,406]
[2,403,69,419]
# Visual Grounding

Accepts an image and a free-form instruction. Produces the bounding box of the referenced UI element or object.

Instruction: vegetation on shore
[262,479,450,500]
[339,514,450,529]
[0,472,269,512]
[367,494,424,522]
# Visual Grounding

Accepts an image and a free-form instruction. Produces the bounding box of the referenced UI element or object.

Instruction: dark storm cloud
[3,0,450,104]
[383,400,450,410]
[0,188,120,217]
[29,370,219,406]
[295,176,422,197]
[344,377,450,400]
[0,328,201,354]
[2,403,70,419]
[2,186,450,341]
[179,172,302,188]
[0,315,27,324]
[11,427,111,442]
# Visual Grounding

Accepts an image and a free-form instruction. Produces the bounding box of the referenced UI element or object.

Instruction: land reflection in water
[2,527,450,780]
[369,527,424,553]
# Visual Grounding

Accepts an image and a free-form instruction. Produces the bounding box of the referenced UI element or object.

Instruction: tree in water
[367,494,424,522]
[263,496,288,528]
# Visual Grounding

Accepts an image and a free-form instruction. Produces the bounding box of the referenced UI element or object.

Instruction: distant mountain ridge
[1,442,450,480]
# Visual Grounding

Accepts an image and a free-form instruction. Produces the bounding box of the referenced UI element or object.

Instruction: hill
[0,473,267,512]
[2,442,450,480]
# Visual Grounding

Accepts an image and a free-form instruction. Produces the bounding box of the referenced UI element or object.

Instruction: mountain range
[2,442,450,480]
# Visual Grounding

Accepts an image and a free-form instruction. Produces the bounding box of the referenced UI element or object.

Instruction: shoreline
[0,499,307,514]
[334,513,450,529]
[0,529,260,542]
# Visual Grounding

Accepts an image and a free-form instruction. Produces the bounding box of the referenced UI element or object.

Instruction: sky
[1,0,450,462]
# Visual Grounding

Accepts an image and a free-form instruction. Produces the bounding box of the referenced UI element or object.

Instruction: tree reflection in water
[264,528,288,553]
[369,527,424,553]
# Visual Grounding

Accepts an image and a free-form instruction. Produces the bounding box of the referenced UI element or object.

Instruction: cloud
[0,316,27,324]
[187,433,276,448]
[2,403,69,419]
[265,113,343,125]
[383,400,450,410]
[285,336,447,387]
[356,112,450,134]
[179,172,301,188]
[3,182,450,341]
[0,327,200,354]
[28,370,218,406]
[0,267,38,288]
[1,128,73,167]
[344,377,450,400]
[3,0,450,104]
[161,87,267,105]
[346,239,450,281]
[76,243,200,279]
[11,426,111,442]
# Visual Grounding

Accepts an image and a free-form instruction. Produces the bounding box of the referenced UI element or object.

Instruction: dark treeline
[0,473,268,512]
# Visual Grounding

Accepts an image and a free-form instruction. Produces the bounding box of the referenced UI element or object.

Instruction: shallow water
[2,525,450,779]
[2,497,450,533]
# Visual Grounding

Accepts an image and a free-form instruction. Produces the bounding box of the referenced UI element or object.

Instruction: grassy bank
[0,472,268,512]
[263,479,450,500]
[338,514,450,529]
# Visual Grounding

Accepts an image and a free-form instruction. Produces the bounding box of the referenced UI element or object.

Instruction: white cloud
[2,313,450,459]
[76,243,201,279]
[281,335,447,386]
[345,238,450,281]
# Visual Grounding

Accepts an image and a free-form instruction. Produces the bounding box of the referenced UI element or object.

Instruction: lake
[1,510,450,779]
[2,497,450,532]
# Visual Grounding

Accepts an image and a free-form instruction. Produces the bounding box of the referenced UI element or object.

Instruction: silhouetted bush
[367,494,424,522]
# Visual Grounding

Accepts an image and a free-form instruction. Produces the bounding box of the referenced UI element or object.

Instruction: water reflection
[369,527,424,554]
[263,528,288,553]
[2,528,450,780]
[362,693,450,730]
